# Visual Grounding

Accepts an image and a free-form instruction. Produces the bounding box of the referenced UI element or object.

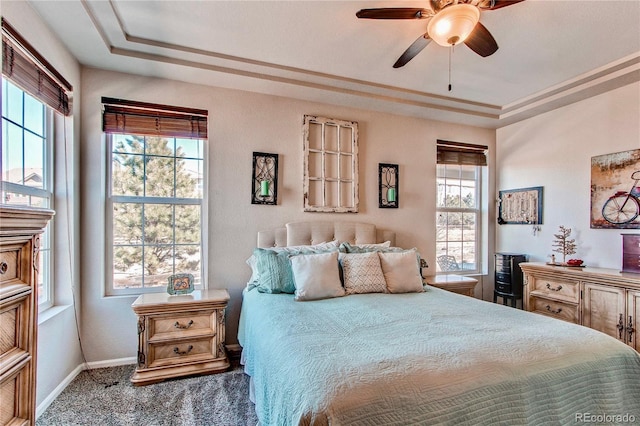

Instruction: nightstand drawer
[148,311,216,341]
[147,337,216,368]
[532,298,579,324]
[531,277,579,303]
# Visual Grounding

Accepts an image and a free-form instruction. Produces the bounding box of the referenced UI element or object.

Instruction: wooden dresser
[521,262,640,351]
[0,206,54,426]
[131,289,230,386]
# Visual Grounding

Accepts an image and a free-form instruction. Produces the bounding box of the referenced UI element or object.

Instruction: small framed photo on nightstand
[167,273,194,295]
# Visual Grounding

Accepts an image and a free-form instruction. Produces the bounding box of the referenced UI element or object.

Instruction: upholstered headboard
[257,221,396,248]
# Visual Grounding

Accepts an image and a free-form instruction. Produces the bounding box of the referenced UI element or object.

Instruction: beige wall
[496,82,640,267]
[80,67,496,361]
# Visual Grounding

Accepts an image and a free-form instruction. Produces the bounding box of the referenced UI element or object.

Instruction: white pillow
[339,252,387,295]
[378,249,424,294]
[246,240,338,284]
[290,251,345,301]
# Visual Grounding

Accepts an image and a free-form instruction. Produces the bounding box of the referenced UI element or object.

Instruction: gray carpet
[36,364,258,426]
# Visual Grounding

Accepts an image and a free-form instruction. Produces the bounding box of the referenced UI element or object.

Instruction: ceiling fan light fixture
[427,4,480,47]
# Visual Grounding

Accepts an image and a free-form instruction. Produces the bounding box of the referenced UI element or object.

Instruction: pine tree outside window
[104,99,207,295]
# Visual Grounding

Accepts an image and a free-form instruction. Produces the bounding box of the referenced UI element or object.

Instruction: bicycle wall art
[591,149,640,229]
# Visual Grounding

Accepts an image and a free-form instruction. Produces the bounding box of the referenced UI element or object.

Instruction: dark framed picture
[498,186,543,225]
[167,273,194,295]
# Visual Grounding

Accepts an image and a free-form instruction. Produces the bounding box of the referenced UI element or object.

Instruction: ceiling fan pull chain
[448,45,453,91]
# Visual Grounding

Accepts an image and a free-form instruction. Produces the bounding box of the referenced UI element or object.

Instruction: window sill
[38,304,73,325]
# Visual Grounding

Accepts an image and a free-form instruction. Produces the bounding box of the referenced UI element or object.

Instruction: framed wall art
[379,163,398,208]
[498,186,543,225]
[591,149,640,229]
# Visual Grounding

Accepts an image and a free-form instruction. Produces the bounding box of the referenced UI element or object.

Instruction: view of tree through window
[110,134,204,292]
[436,164,479,273]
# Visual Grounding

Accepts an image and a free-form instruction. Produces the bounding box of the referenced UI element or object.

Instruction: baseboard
[36,363,84,419]
[36,357,137,420]
[85,356,136,369]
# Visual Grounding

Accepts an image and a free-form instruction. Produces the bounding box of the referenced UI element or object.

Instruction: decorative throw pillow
[339,252,387,295]
[378,249,424,294]
[253,248,297,294]
[339,241,399,254]
[290,251,345,301]
[247,240,339,286]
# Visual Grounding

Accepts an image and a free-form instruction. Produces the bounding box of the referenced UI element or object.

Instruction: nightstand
[424,275,478,297]
[131,289,230,386]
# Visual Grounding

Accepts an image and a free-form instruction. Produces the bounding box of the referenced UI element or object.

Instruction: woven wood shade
[437,139,487,166]
[2,19,72,116]
[102,97,208,139]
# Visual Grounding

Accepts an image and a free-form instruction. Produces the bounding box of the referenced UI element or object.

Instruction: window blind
[437,139,487,166]
[102,97,208,139]
[1,18,72,116]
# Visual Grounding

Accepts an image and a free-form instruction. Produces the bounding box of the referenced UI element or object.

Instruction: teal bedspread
[238,286,640,425]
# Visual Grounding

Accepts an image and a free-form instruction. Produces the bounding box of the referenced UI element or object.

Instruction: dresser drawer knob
[0,261,7,274]
[546,283,563,292]
[174,320,194,330]
[173,345,194,356]
[545,305,562,315]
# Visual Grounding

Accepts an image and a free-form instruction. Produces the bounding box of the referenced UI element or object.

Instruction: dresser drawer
[148,310,217,342]
[531,277,579,303]
[0,249,19,284]
[532,297,579,324]
[622,254,640,274]
[0,294,30,365]
[495,282,512,294]
[0,357,31,425]
[147,337,217,368]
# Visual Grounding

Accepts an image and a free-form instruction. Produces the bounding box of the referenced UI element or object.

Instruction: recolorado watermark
[576,413,636,423]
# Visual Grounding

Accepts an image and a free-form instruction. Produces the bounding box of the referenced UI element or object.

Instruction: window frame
[1,78,55,310]
[105,133,208,296]
[435,163,482,274]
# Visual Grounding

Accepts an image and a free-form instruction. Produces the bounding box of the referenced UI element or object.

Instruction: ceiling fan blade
[393,33,431,68]
[356,8,431,19]
[477,0,525,10]
[464,22,498,57]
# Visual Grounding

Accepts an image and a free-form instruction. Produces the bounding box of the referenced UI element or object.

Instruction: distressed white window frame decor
[302,115,359,213]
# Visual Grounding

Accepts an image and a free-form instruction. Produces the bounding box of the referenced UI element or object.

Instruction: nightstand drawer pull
[546,283,563,292]
[545,305,562,315]
[174,320,194,330]
[173,345,193,356]
[0,261,7,274]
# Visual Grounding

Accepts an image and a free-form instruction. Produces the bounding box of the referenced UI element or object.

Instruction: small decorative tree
[552,225,576,264]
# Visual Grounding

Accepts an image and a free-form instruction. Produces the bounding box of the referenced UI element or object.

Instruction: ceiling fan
[356,0,524,68]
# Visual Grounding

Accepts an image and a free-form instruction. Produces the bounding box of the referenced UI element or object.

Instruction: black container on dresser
[493,253,527,308]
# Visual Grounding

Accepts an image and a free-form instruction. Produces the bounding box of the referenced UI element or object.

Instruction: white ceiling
[27,0,640,128]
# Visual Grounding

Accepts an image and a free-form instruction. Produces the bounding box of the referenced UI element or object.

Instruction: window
[2,18,73,312]
[104,98,208,295]
[435,140,487,274]
[1,78,54,309]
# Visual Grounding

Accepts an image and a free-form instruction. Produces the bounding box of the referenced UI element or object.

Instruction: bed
[238,221,640,425]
